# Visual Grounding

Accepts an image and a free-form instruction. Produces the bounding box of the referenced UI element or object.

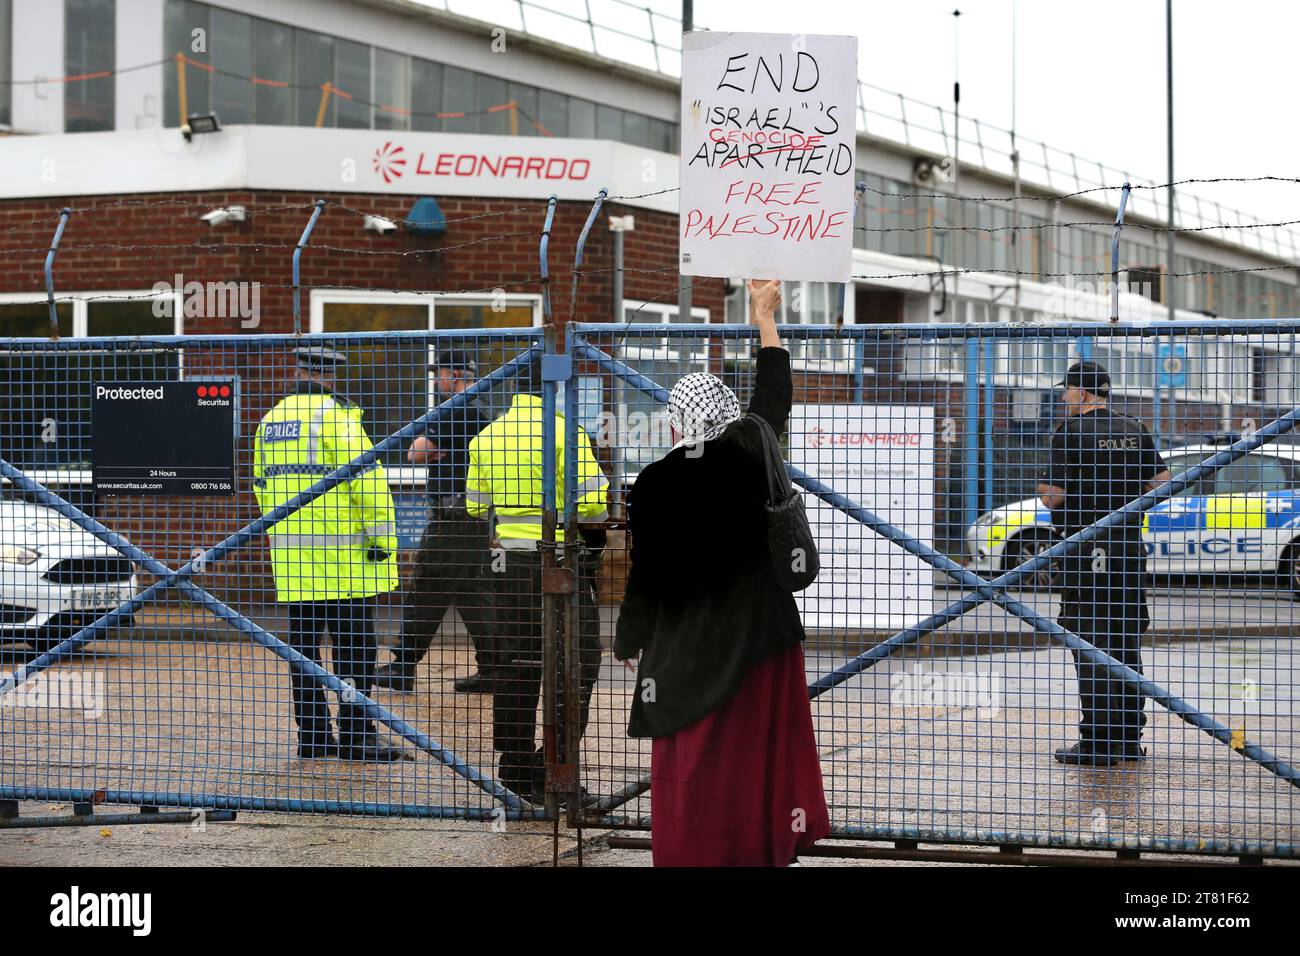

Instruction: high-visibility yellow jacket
[252,383,399,601]
[466,393,608,548]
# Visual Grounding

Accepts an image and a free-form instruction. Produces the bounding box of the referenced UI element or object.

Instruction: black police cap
[294,346,347,372]
[1057,360,1111,396]
[430,349,478,375]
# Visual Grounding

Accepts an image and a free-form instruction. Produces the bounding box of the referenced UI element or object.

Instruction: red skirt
[650,643,831,867]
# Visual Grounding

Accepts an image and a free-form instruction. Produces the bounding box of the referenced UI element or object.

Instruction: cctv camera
[364,214,399,235]
[199,206,246,227]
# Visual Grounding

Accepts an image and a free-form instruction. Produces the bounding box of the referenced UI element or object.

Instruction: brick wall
[0,191,723,330]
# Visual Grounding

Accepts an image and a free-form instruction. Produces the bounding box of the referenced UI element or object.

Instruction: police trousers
[1057,552,1150,750]
[285,596,380,750]
[490,550,603,776]
[395,506,498,673]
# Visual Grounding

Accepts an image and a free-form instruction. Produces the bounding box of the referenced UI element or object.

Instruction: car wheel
[1003,529,1063,591]
[1283,546,1300,600]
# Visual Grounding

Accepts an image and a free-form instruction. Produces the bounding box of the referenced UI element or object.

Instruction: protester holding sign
[613,279,830,867]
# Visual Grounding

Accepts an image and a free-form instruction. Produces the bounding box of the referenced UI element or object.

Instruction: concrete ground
[2,589,1297,866]
[0,804,961,866]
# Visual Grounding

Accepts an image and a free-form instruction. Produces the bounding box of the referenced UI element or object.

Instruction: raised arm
[743,278,793,436]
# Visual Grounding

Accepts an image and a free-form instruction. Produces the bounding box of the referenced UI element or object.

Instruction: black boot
[453,672,491,693]
[340,743,414,763]
[498,751,544,801]
[374,660,415,693]
[297,733,341,759]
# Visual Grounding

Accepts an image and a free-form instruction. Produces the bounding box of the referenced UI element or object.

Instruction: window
[312,292,541,443]
[210,8,251,124]
[321,302,427,446]
[1213,454,1291,495]
[1254,346,1300,409]
[154,0,686,144]
[335,40,370,128]
[441,65,474,133]
[572,98,595,139]
[164,0,207,126]
[65,0,115,132]
[613,300,710,480]
[623,110,648,148]
[648,117,675,153]
[410,58,442,132]
[1165,453,1212,497]
[0,0,12,126]
[294,28,333,127]
[538,90,568,137]
[252,18,292,125]
[369,49,407,131]
[595,104,622,141]
[508,82,537,137]
[568,97,595,138]
[476,74,508,134]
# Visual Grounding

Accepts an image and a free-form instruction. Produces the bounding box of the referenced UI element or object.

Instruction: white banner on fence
[678,31,858,282]
[791,404,935,632]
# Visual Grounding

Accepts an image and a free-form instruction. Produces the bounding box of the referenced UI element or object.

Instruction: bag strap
[746,413,793,504]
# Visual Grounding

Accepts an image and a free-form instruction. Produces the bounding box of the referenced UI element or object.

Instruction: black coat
[613,347,806,738]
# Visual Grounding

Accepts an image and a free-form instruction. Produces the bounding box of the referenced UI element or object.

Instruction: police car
[965,443,1300,596]
[0,496,138,653]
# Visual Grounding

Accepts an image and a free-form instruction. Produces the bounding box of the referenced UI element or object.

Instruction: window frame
[309,290,542,489]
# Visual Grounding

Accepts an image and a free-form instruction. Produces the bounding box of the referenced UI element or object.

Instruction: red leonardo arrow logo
[372,142,407,183]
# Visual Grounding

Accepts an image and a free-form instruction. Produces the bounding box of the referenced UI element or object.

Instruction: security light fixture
[182,112,222,142]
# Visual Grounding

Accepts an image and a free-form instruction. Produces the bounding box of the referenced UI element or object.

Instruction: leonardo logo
[372,141,407,183]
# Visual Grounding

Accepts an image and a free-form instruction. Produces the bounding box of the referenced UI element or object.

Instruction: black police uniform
[384,385,497,684]
[1044,404,1166,755]
[492,542,604,796]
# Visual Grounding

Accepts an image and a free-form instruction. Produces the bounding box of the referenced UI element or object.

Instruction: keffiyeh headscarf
[667,372,741,451]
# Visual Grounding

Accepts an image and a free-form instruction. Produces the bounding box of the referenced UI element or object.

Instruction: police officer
[1037,361,1171,766]
[465,359,608,800]
[252,346,409,762]
[374,349,497,694]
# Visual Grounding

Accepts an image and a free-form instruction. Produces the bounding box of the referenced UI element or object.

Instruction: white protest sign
[679,31,858,283]
[790,404,935,632]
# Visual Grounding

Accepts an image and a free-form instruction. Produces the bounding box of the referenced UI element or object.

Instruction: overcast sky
[434,0,1300,238]
[716,0,1300,229]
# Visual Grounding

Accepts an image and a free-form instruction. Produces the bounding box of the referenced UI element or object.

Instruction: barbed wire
[853,217,1300,237]
[1,230,539,259]
[0,199,320,237]
[28,263,680,306]
[1,179,1296,326]
[324,199,547,230]
[857,176,1300,205]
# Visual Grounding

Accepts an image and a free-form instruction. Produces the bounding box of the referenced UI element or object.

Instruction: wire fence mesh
[0,319,1297,856]
[573,321,1300,857]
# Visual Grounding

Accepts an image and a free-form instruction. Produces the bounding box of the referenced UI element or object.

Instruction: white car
[966,443,1300,596]
[0,497,138,654]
